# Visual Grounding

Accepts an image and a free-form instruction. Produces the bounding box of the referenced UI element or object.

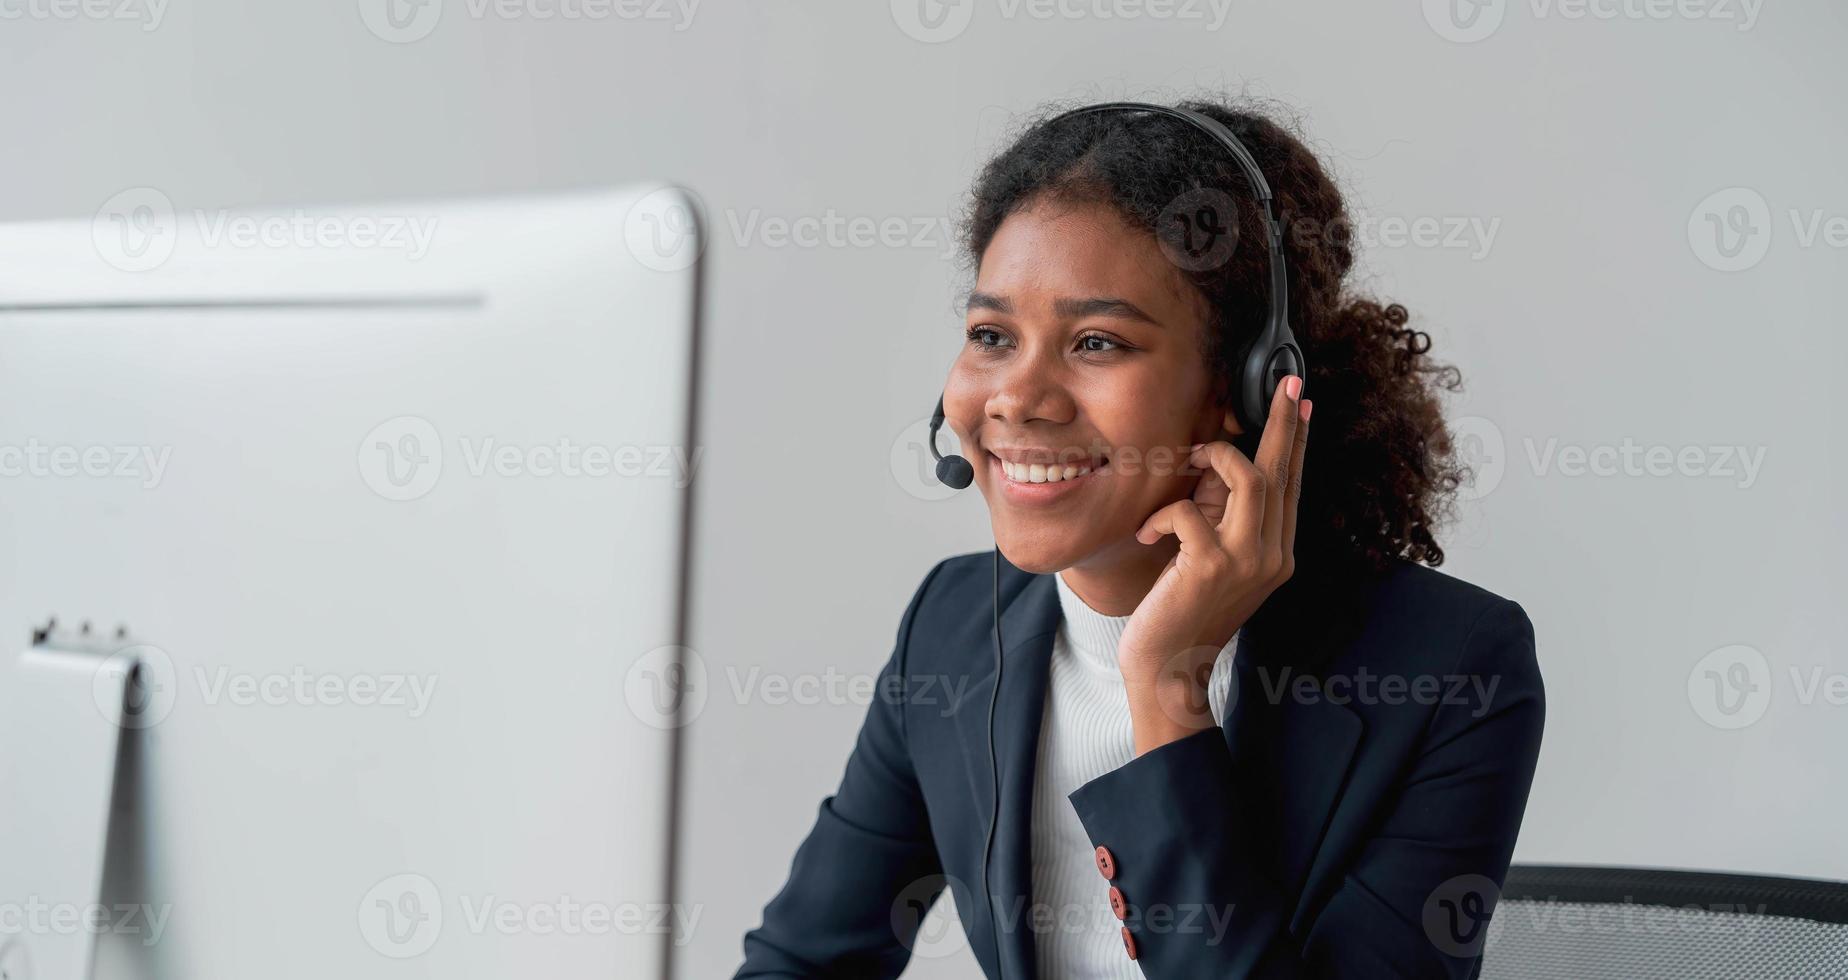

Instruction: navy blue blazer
[737,550,1544,979]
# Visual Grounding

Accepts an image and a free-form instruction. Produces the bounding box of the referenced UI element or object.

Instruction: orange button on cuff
[1108,886,1128,920]
[1094,845,1117,880]
[1121,926,1138,960]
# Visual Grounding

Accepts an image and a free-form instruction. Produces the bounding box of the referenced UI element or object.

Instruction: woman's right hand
[1116,374,1312,754]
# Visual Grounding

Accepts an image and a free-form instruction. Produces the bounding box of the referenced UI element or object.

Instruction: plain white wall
[4,2,1844,977]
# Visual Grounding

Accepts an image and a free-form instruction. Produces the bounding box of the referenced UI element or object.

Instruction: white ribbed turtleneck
[1027,570,1238,979]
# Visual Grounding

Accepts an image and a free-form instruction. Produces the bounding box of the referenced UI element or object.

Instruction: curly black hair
[958,97,1467,606]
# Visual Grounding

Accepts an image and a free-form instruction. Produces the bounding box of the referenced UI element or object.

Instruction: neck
[1057,535,1179,616]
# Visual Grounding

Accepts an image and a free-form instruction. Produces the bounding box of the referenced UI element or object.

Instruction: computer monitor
[0,184,703,979]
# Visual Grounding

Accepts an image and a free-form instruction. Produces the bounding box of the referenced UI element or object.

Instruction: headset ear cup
[1245,376,1269,434]
[1270,344,1305,388]
[1239,340,1305,433]
[1240,348,1272,434]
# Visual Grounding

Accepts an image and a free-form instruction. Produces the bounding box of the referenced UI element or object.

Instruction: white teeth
[999,459,1094,484]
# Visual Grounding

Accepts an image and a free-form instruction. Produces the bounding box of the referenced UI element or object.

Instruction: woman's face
[943,195,1241,574]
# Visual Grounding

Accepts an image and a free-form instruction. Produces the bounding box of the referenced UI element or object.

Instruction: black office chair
[1478,865,1848,979]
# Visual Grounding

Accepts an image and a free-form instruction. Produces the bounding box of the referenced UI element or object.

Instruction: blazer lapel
[951,563,1059,980]
[954,559,1366,971]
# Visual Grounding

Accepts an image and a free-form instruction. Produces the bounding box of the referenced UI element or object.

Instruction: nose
[985,357,1076,427]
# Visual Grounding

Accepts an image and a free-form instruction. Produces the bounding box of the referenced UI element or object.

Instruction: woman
[736,97,1544,979]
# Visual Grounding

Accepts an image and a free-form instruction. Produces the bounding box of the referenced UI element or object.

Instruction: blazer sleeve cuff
[1066,728,1292,977]
[1068,726,1238,840]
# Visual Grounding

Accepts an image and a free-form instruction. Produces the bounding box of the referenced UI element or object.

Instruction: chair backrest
[1479,865,1848,979]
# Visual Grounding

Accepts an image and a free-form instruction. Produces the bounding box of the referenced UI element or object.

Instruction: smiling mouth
[989,453,1110,487]
[983,447,1108,499]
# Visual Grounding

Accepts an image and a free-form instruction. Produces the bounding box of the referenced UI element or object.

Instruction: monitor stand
[0,624,151,980]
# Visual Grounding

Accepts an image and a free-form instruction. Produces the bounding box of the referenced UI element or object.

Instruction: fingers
[1135,498,1216,554]
[1188,440,1265,556]
[1190,448,1230,525]
[1256,375,1304,550]
[1279,395,1312,564]
[1143,376,1310,577]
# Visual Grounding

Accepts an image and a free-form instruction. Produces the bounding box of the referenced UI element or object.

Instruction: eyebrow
[965,291,1162,326]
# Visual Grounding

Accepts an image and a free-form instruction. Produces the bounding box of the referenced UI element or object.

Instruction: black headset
[923,101,1303,978]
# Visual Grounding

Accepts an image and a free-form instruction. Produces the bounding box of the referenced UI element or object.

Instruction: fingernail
[1285,376,1303,400]
[1299,398,1313,423]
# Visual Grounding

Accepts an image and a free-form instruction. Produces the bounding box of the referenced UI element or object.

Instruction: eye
[1077,332,1123,354]
[965,325,1011,351]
